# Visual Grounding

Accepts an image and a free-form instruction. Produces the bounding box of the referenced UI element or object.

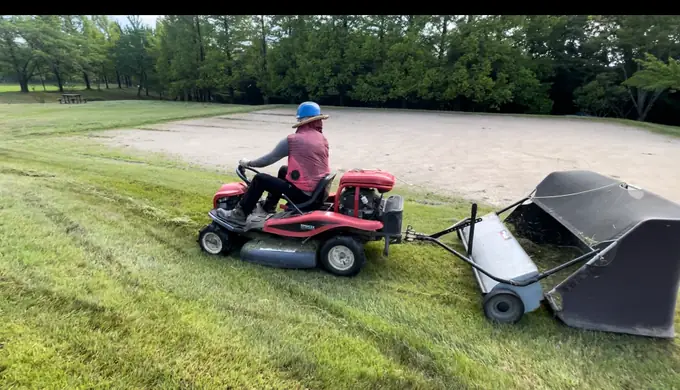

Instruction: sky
[110,15,160,29]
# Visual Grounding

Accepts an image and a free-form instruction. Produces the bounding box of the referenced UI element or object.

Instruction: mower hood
[506,170,680,338]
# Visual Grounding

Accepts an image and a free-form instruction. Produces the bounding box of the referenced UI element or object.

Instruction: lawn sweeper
[405,170,680,338]
[198,164,404,277]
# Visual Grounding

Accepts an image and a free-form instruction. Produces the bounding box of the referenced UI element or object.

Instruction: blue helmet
[296,101,321,120]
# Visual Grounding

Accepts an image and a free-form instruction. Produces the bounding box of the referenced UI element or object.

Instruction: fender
[213,182,247,208]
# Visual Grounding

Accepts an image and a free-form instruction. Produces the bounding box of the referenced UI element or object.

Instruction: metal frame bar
[404,200,618,287]
[495,195,531,216]
[413,233,608,286]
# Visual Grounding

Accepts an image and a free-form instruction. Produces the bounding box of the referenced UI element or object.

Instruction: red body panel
[213,182,247,208]
[338,169,396,192]
[263,211,383,238]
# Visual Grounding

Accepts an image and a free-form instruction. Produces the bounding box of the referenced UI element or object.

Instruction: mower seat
[284,173,336,212]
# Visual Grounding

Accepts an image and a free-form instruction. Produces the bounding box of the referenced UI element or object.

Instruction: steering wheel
[236,165,260,185]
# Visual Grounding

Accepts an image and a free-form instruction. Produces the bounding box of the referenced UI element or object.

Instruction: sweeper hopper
[406,170,680,338]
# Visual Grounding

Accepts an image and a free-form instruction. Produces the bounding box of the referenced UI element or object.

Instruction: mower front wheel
[319,236,366,277]
[198,223,233,256]
[483,289,525,324]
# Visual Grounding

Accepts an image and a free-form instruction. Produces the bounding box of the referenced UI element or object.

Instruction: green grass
[0,100,280,139]
[0,82,86,93]
[0,100,679,389]
[0,83,163,104]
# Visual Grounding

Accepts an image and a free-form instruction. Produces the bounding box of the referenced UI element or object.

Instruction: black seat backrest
[294,173,337,211]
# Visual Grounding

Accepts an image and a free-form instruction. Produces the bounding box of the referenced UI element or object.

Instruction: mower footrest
[460,213,543,313]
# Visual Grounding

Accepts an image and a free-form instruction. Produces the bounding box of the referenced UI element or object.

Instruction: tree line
[2,15,680,125]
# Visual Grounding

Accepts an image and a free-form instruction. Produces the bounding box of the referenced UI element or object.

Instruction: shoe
[216,206,247,225]
[252,202,267,217]
[254,200,276,216]
[261,199,278,214]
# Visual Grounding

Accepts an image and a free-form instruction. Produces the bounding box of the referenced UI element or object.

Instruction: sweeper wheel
[483,289,525,324]
[198,223,233,256]
[319,236,366,277]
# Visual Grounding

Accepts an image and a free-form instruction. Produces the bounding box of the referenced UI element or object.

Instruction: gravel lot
[100,107,680,207]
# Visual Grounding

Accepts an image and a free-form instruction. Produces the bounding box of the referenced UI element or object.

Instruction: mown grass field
[0,95,679,389]
[0,99,274,139]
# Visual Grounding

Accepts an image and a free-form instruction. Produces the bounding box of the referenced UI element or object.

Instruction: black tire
[318,236,366,277]
[483,289,525,324]
[198,223,233,256]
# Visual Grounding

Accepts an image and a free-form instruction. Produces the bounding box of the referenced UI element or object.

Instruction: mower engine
[338,187,382,219]
[335,169,399,222]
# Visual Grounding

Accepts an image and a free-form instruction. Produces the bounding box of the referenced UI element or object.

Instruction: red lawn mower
[197,164,404,276]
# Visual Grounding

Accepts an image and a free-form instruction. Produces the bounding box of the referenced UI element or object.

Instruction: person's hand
[238,158,250,167]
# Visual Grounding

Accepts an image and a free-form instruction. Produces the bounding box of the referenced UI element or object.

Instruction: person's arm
[247,137,289,168]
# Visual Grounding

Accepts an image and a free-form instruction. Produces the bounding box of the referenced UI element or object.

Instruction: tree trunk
[116,70,122,88]
[195,16,205,62]
[39,72,46,91]
[637,90,663,122]
[143,70,149,96]
[18,74,29,93]
[83,72,91,89]
[222,16,235,104]
[259,15,269,104]
[438,16,449,62]
[102,67,109,89]
[54,66,64,93]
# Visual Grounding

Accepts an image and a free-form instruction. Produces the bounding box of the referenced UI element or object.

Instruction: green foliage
[575,72,629,117]
[4,15,680,122]
[624,53,680,91]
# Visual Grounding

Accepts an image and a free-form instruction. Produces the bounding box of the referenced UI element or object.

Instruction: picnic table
[59,93,87,104]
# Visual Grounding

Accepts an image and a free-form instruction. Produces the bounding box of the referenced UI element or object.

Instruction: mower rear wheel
[319,236,366,277]
[483,289,525,324]
[198,223,233,256]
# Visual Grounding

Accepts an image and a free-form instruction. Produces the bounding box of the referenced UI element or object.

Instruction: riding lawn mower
[199,166,680,338]
[198,164,404,277]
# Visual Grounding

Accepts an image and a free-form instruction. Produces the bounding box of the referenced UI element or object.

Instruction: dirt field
[100,107,680,206]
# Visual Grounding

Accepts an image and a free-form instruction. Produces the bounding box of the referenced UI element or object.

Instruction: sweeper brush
[406,170,680,338]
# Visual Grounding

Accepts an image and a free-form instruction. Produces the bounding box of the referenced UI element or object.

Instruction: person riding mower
[217,101,331,225]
